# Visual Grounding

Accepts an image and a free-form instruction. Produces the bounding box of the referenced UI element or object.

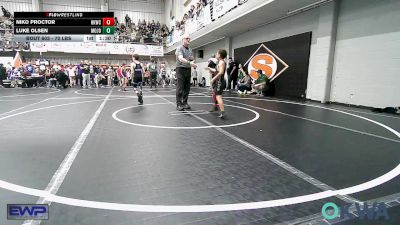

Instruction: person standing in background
[226,57,238,91]
[116,65,125,91]
[159,62,167,88]
[230,59,239,91]
[89,62,95,87]
[106,65,114,86]
[76,61,83,87]
[81,60,90,89]
[148,59,158,90]
[191,67,198,86]
[175,34,197,111]
[66,64,76,86]
[0,63,6,86]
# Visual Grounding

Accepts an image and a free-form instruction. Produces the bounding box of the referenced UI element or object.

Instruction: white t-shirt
[6,64,12,72]
[53,65,61,72]
[67,68,75,77]
[192,70,198,79]
[106,68,114,76]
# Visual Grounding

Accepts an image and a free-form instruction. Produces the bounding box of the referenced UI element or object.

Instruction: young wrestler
[206,54,218,112]
[130,54,144,105]
[210,49,227,118]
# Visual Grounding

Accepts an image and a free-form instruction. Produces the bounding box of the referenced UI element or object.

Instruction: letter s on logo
[248,53,277,80]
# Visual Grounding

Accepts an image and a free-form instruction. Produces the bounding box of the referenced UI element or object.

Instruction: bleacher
[0,0,249,51]
[166,0,248,47]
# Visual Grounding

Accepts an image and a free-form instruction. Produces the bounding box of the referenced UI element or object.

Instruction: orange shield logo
[244,44,289,82]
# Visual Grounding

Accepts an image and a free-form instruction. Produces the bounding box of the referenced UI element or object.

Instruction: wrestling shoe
[183,104,191,110]
[218,111,226,119]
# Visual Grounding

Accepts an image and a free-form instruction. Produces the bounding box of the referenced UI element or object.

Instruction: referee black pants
[176,67,191,106]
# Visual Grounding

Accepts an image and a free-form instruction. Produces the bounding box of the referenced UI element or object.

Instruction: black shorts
[193,77,197,80]
[212,79,225,96]
[150,72,157,79]
[132,76,142,87]
[161,75,166,79]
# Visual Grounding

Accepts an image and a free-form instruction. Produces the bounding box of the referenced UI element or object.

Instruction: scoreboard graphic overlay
[14,12,116,43]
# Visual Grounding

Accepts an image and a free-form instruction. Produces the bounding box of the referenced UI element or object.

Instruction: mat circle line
[112,102,260,129]
[0,97,398,212]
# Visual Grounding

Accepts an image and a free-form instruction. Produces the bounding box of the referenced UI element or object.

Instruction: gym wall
[231,2,326,102]
[204,0,399,107]
[330,0,400,108]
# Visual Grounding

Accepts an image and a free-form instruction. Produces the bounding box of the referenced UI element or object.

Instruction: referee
[175,34,197,111]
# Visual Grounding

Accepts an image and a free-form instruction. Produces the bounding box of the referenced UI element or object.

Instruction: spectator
[198,77,206,87]
[89,62,95,85]
[0,63,6,86]
[81,60,90,89]
[148,59,158,89]
[5,62,12,74]
[125,14,131,26]
[120,23,126,32]
[55,69,69,88]
[226,57,238,91]
[252,69,267,96]
[1,6,12,18]
[189,5,196,18]
[76,62,83,87]
[52,62,61,72]
[66,64,76,86]
[25,62,34,76]
[196,2,203,16]
[159,62,167,88]
[170,69,177,86]
[95,70,106,88]
[237,64,252,94]
[106,66,114,86]
[191,67,198,86]
[115,17,119,26]
[165,0,248,47]
[183,13,188,23]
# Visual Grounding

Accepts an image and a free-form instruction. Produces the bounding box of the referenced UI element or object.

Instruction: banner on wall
[109,44,164,56]
[166,4,212,47]
[243,44,289,82]
[213,0,238,19]
[29,42,164,56]
[234,32,312,99]
[203,4,212,26]
[196,4,212,29]
[186,18,198,35]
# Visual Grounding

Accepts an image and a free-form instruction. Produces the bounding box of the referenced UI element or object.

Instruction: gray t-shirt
[175,45,194,68]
